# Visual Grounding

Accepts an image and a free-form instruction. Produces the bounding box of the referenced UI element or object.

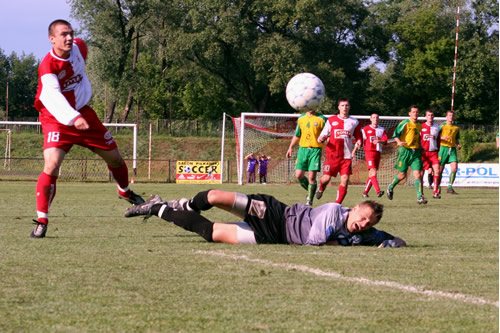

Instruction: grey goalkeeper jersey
[284,203,350,245]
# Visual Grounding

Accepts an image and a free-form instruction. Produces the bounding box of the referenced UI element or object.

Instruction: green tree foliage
[1,0,497,125]
[0,50,39,119]
[365,0,498,124]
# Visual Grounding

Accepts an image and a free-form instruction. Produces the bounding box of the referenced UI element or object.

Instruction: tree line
[0,0,497,125]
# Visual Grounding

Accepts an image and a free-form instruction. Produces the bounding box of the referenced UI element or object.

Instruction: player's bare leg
[94,148,144,204]
[295,169,309,190]
[212,223,239,244]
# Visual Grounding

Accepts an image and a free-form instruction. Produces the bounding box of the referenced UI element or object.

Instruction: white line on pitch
[196,250,498,308]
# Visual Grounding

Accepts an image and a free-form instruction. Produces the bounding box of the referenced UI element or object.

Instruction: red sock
[335,185,347,204]
[363,178,372,195]
[108,161,131,195]
[36,172,58,225]
[371,176,381,194]
[433,175,440,193]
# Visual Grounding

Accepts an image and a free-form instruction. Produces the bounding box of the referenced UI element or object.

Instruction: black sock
[189,190,213,211]
[153,204,213,242]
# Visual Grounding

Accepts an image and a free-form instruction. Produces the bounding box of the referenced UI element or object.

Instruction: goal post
[231,113,446,186]
[0,129,11,170]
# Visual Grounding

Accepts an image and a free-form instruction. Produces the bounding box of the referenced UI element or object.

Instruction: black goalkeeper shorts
[243,194,288,244]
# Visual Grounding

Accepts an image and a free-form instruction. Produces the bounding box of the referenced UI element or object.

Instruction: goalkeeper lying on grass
[124,190,406,248]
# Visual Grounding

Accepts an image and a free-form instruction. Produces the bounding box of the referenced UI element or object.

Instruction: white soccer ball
[286,73,325,111]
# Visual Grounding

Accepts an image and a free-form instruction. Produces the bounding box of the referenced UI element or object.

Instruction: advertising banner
[176,161,221,184]
[424,163,498,187]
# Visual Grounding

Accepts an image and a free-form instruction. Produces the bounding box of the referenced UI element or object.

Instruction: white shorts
[234,222,257,244]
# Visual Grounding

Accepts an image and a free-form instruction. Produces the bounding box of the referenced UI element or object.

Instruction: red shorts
[364,150,381,169]
[421,150,439,170]
[40,105,118,152]
[323,156,352,177]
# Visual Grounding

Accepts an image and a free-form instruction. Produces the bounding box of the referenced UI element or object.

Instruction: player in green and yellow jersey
[286,110,327,206]
[386,106,427,204]
[438,110,461,195]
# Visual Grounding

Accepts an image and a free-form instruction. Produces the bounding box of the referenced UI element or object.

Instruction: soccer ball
[286,73,325,111]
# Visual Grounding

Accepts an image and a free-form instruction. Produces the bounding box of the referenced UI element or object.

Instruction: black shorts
[244,194,288,244]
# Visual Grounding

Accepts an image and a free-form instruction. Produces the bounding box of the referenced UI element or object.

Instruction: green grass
[0,182,498,332]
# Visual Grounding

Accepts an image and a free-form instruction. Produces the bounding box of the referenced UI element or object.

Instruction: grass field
[1,182,498,332]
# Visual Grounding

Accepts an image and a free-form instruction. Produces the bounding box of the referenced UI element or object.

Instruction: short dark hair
[338,98,350,105]
[425,109,434,115]
[410,105,419,110]
[48,19,72,36]
[360,200,384,223]
[446,110,454,115]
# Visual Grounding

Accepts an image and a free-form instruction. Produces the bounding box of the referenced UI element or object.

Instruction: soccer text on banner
[176,161,221,184]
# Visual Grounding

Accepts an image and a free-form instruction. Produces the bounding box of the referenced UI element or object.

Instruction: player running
[124,191,406,247]
[386,106,427,204]
[286,110,327,206]
[420,110,442,198]
[438,111,461,195]
[360,113,388,198]
[31,20,144,238]
[315,98,362,204]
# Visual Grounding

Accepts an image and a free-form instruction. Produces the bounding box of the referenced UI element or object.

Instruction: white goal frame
[0,121,138,174]
[0,129,11,169]
[233,112,446,185]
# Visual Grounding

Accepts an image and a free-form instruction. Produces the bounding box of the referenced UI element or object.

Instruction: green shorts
[438,146,458,165]
[296,147,322,171]
[394,147,422,172]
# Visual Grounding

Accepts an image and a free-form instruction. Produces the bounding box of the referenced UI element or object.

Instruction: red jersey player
[31,20,144,238]
[361,113,388,198]
[420,109,441,198]
[316,98,362,204]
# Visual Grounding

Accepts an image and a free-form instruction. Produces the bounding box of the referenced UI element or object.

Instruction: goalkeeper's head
[346,200,384,233]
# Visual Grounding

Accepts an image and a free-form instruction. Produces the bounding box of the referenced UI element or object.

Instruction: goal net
[231,113,446,186]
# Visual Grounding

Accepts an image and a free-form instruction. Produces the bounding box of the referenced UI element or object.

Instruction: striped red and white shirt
[34,38,91,126]
[361,125,388,153]
[319,115,362,159]
[420,123,441,152]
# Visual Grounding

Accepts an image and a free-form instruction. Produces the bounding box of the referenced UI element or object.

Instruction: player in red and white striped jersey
[361,113,388,198]
[30,20,144,238]
[420,109,441,198]
[316,98,362,204]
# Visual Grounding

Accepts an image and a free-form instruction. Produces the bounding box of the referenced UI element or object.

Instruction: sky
[0,0,79,60]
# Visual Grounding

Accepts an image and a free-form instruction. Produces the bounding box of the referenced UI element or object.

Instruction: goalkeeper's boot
[30,220,47,238]
[417,197,428,205]
[166,198,199,213]
[386,184,393,200]
[377,190,385,198]
[124,194,163,219]
[119,190,146,205]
